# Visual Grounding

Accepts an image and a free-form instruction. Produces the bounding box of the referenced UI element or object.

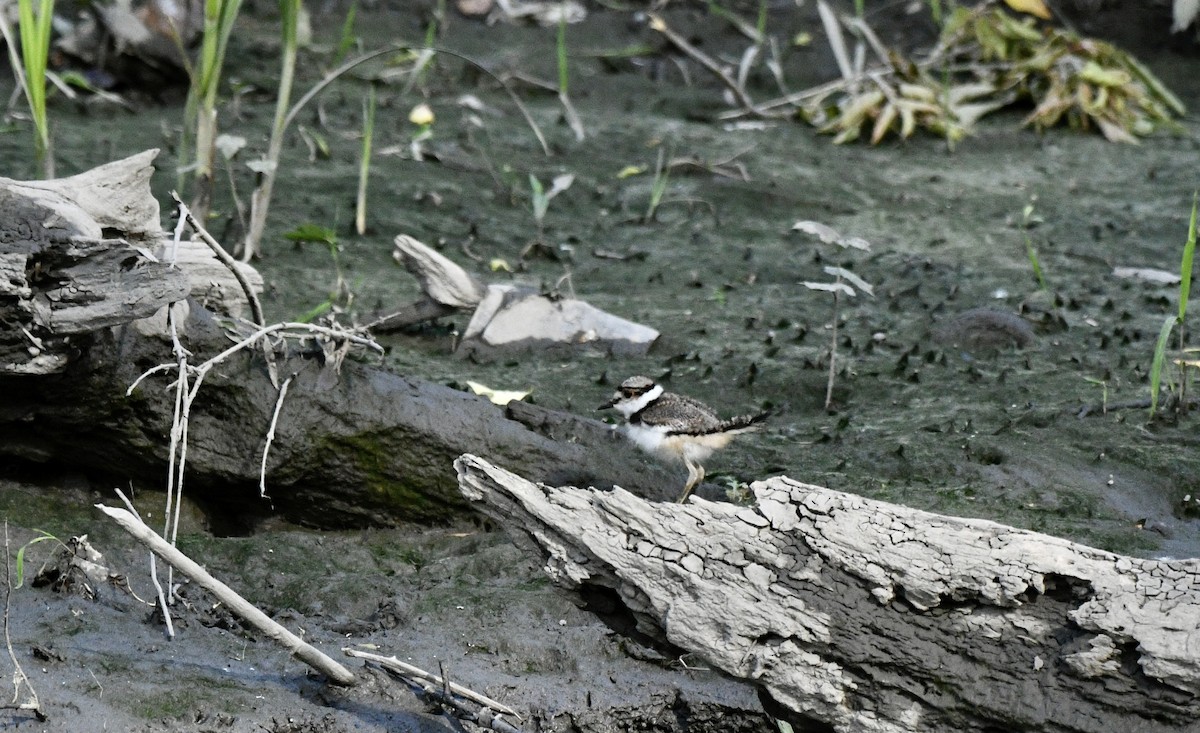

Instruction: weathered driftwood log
[0,152,682,528]
[455,455,1200,733]
[0,150,188,375]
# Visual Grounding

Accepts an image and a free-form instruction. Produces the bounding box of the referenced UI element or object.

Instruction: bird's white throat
[615,384,663,418]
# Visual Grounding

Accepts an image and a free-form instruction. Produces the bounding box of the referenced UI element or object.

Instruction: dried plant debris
[803,4,1184,145]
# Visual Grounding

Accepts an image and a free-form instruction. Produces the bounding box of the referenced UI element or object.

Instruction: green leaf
[1150,314,1177,417]
[529,174,548,222]
[1078,61,1130,88]
[1179,192,1197,324]
[297,300,333,323]
[284,223,338,245]
[14,532,59,589]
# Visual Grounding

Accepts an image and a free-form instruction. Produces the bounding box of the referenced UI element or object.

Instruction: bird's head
[599,375,662,417]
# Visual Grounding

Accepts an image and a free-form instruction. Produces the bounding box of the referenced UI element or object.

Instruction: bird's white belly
[623,424,730,464]
[624,423,670,456]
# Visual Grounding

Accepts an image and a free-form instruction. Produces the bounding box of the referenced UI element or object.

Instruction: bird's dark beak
[598,396,617,410]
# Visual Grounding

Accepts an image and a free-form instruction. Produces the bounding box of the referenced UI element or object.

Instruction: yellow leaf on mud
[826,90,886,140]
[947,82,999,105]
[1002,0,1051,21]
[898,102,917,138]
[953,100,1009,128]
[1094,116,1139,144]
[898,83,936,102]
[489,258,512,272]
[1078,61,1132,88]
[466,381,532,405]
[616,165,644,179]
[871,103,898,144]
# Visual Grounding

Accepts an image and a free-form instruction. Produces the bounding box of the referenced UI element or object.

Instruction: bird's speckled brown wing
[634,392,724,434]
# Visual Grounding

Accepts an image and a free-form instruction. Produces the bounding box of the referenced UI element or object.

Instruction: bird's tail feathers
[707,410,770,435]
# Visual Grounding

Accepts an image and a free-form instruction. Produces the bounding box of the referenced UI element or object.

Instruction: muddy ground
[3,1,1200,731]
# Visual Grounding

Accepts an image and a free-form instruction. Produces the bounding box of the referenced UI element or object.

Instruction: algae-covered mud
[2,1,1200,730]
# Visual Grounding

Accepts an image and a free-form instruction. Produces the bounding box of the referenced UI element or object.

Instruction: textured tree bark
[455,455,1200,733]
[0,152,683,529]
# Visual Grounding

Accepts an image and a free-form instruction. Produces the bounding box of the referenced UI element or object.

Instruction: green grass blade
[530,174,547,222]
[335,0,358,63]
[1150,314,1177,417]
[297,300,333,323]
[1024,234,1047,291]
[1179,191,1197,323]
[14,541,29,589]
[556,15,569,95]
[17,0,54,174]
[356,86,376,236]
[14,533,58,589]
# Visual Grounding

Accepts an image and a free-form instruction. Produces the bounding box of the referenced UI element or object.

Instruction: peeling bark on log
[0,153,683,529]
[455,455,1200,733]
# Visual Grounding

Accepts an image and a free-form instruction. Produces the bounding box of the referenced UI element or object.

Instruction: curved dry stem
[171,192,265,326]
[282,42,549,155]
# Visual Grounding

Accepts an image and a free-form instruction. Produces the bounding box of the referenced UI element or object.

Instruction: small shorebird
[599,375,767,503]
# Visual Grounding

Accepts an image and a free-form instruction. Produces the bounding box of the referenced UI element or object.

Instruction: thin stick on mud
[343,648,518,718]
[115,490,174,638]
[647,13,773,118]
[97,504,357,686]
[825,285,840,411]
[2,523,44,721]
[260,373,296,498]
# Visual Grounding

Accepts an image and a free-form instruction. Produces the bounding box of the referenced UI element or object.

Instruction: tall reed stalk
[184,0,243,219]
[1150,194,1198,417]
[242,0,301,261]
[355,86,376,236]
[15,0,55,177]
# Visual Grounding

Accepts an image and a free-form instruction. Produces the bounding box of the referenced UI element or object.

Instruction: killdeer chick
[599,375,767,503]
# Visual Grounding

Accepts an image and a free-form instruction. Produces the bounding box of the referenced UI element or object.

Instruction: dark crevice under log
[0,303,684,530]
[455,455,1200,733]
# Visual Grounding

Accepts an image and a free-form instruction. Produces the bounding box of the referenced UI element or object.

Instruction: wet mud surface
[3,1,1200,730]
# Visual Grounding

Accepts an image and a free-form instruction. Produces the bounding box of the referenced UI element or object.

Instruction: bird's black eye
[622,389,636,397]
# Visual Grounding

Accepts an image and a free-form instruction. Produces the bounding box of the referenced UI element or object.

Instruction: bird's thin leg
[678,460,704,503]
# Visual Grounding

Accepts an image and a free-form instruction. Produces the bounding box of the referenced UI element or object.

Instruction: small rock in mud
[933,308,1037,355]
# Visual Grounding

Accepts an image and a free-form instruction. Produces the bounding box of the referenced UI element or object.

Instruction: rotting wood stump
[455,454,1200,733]
[0,151,684,529]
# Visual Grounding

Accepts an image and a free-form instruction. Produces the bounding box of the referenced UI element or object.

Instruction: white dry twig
[115,490,174,638]
[97,504,356,686]
[171,192,266,327]
[260,373,297,498]
[2,524,43,721]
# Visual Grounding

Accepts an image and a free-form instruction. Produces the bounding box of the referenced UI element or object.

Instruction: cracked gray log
[0,153,682,528]
[455,455,1200,733]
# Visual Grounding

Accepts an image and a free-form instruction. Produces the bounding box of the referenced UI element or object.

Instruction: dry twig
[647,13,776,119]
[98,504,356,685]
[1,524,44,722]
[171,191,265,327]
[344,648,520,722]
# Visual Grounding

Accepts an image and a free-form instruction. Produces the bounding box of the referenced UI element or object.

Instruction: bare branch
[98,504,356,686]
